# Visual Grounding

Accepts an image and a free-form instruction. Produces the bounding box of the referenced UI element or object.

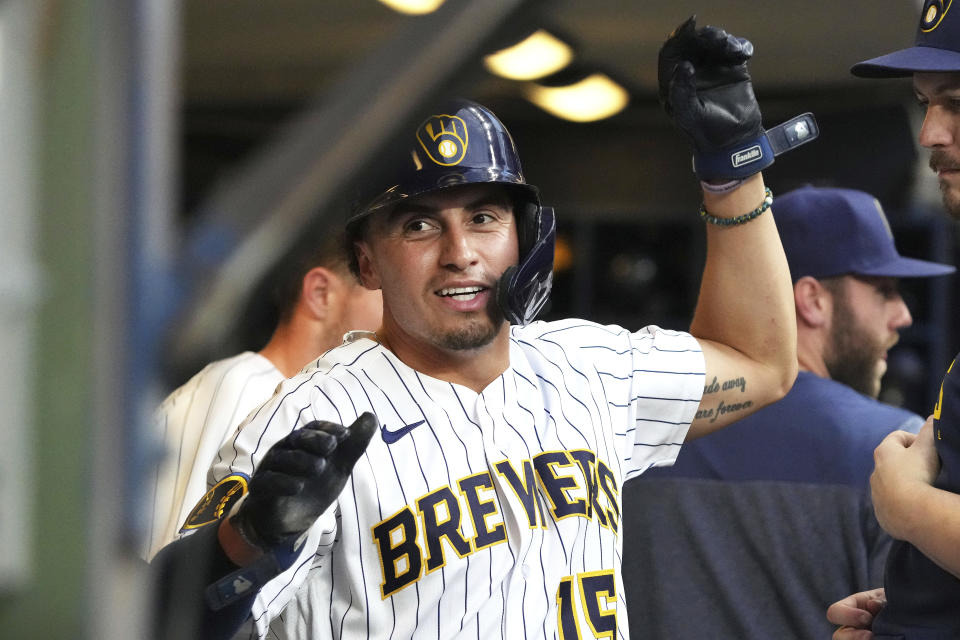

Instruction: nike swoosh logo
[380,420,426,444]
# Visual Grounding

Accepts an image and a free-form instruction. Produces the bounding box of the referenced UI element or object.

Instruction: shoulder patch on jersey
[180,474,249,532]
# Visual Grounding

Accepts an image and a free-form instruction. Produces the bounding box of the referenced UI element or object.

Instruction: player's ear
[301,266,335,320]
[794,276,831,328]
[354,240,381,290]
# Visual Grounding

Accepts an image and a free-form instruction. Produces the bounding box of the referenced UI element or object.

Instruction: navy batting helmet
[347,99,555,325]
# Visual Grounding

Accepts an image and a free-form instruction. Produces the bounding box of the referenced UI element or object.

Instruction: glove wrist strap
[205,552,282,610]
[693,135,774,181]
[692,112,819,181]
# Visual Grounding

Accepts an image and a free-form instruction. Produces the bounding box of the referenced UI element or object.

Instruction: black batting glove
[658,16,771,181]
[230,412,378,550]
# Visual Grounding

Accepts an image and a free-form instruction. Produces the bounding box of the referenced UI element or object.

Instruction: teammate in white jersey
[153,19,813,639]
[144,232,382,560]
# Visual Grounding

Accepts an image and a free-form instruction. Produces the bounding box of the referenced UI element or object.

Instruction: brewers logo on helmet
[417,114,469,166]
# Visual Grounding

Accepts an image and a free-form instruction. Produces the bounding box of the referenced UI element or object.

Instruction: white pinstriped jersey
[144,352,285,560]
[209,319,704,639]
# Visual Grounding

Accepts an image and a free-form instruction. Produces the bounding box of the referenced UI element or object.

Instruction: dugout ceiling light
[483,29,574,81]
[377,0,446,15]
[525,73,630,122]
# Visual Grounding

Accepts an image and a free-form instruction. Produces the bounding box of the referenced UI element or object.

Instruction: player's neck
[796,339,830,379]
[378,322,511,394]
[258,333,303,378]
[259,319,337,378]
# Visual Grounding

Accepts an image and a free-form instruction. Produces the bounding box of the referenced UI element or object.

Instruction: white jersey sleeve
[509,319,705,479]
[143,352,284,560]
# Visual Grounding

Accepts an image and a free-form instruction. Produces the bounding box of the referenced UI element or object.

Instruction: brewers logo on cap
[922,0,952,32]
[416,113,469,167]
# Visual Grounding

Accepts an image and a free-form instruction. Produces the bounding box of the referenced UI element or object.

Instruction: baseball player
[155,18,812,639]
[143,232,382,560]
[826,1,960,637]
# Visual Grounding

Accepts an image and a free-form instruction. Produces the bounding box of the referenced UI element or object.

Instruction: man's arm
[657,18,797,440]
[151,523,257,640]
[689,175,796,439]
[871,419,960,578]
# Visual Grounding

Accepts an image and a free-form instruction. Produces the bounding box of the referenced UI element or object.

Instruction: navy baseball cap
[773,186,955,280]
[851,0,960,77]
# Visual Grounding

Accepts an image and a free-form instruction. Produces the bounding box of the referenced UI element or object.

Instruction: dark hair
[232,230,357,352]
[271,230,355,326]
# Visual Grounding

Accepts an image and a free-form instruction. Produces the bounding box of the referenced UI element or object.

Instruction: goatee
[437,295,507,351]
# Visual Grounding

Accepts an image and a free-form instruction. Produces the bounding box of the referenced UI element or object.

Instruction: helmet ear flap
[497,206,556,325]
[516,200,541,258]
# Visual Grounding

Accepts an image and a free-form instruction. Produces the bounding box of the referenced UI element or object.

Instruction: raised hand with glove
[655,16,800,443]
[658,15,817,187]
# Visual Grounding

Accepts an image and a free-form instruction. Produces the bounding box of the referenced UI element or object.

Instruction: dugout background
[0,0,954,638]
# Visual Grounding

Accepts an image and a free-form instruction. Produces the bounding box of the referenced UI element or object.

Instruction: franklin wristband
[693,113,819,181]
[205,531,308,610]
[204,495,308,611]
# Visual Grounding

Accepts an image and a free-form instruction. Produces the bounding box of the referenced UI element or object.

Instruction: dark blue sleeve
[933,357,960,493]
[150,523,256,640]
[874,354,960,636]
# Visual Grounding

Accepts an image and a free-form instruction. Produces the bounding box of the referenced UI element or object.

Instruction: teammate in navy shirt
[624,186,953,640]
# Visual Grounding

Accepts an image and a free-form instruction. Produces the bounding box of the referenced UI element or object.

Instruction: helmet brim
[348,171,540,228]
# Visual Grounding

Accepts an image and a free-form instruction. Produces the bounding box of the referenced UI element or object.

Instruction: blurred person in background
[143,231,382,560]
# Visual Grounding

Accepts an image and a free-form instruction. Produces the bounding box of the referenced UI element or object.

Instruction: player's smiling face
[914,71,960,219]
[355,183,520,355]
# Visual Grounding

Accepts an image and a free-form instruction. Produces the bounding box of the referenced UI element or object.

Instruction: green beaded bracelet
[699,187,773,226]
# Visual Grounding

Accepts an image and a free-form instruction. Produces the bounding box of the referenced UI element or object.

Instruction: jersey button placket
[476,394,506,460]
